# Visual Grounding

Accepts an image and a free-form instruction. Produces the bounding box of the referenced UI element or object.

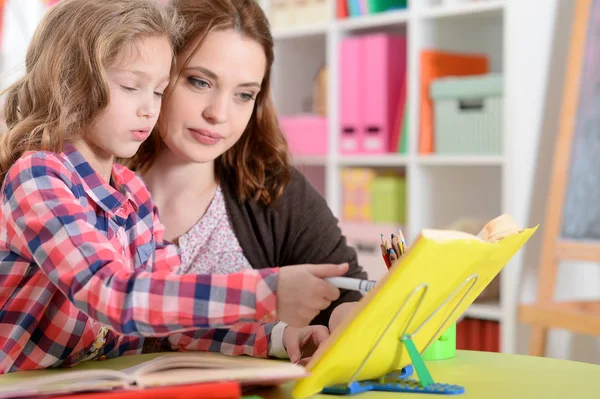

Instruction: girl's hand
[283,325,330,365]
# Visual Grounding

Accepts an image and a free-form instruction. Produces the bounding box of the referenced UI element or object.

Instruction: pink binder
[361,34,407,153]
[339,37,363,154]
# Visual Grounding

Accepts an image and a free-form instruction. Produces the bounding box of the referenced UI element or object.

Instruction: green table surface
[256,350,600,399]
[1,350,599,398]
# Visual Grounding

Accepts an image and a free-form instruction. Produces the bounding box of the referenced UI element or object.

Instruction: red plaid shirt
[0,145,278,373]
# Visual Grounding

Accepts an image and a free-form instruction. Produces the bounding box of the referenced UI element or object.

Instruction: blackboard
[561,0,600,240]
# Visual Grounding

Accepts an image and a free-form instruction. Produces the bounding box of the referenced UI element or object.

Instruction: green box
[371,176,406,224]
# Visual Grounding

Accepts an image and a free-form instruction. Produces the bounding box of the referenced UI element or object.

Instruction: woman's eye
[188,77,210,89]
[121,86,137,92]
[238,92,256,102]
[154,92,164,98]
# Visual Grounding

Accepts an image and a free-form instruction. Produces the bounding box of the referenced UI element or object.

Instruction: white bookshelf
[262,0,519,354]
[337,9,411,30]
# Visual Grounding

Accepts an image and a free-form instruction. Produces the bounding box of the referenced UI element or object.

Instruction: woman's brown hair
[129,0,292,206]
[0,0,182,183]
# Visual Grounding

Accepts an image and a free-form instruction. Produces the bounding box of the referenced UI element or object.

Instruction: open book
[292,214,537,398]
[0,352,307,398]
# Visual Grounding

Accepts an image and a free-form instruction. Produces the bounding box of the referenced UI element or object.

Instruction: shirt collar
[62,143,138,216]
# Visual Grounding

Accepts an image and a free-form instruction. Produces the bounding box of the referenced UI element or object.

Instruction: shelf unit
[261,0,518,353]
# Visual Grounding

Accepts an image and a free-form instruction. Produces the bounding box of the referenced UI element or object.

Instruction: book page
[477,213,522,242]
[421,229,483,242]
[0,369,131,399]
[127,352,307,388]
[128,352,284,377]
[419,214,522,243]
[136,363,307,389]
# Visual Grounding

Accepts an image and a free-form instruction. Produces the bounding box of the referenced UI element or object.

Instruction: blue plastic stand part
[321,365,465,395]
[322,365,464,396]
[322,366,413,395]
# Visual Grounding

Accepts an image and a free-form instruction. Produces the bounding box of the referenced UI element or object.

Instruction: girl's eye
[188,77,210,89]
[121,86,137,92]
[238,92,256,102]
[154,92,164,98]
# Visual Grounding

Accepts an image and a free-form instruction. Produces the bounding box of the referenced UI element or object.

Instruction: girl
[0,0,348,373]
[129,0,365,364]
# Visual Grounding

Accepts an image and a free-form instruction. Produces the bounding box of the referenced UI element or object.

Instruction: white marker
[325,277,377,294]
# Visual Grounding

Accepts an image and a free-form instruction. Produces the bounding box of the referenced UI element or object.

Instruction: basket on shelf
[430,73,503,156]
[269,0,330,29]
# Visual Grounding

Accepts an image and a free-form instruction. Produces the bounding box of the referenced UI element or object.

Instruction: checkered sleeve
[149,203,181,273]
[116,166,180,274]
[164,322,277,358]
[2,153,279,336]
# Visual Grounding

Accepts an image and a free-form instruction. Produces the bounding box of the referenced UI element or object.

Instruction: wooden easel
[519,0,600,356]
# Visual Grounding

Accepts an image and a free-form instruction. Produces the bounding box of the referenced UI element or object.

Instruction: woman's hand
[283,325,330,365]
[276,263,349,327]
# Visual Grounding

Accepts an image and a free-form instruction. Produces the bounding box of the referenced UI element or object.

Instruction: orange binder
[419,50,489,154]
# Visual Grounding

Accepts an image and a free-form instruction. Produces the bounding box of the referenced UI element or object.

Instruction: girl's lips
[131,129,151,141]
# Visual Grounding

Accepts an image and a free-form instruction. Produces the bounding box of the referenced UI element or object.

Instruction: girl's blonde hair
[0,0,183,182]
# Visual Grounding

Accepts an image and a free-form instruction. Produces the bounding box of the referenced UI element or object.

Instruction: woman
[128,0,364,364]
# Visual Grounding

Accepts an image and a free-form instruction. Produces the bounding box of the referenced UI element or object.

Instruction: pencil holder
[422,322,456,361]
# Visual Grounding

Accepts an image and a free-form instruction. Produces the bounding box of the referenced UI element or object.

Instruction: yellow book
[292,214,537,398]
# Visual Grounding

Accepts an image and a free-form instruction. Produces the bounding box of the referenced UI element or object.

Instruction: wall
[1,0,46,90]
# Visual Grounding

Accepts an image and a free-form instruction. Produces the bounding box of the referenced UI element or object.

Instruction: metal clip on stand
[322,275,479,396]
